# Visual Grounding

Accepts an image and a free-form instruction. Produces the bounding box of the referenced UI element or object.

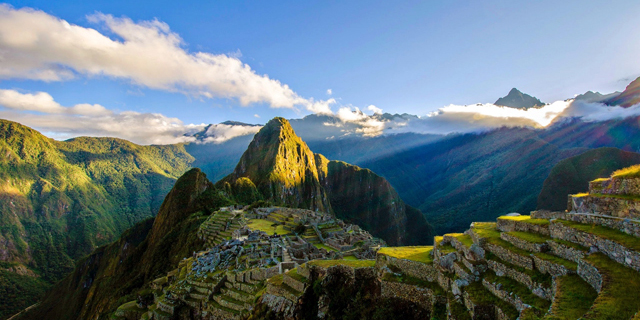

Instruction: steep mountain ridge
[21,168,224,320]
[606,76,640,107]
[219,117,433,245]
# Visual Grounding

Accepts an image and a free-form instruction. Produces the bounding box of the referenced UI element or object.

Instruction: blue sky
[1,0,640,143]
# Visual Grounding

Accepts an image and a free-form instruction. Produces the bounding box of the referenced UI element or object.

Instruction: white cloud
[367,105,382,115]
[326,89,332,95]
[0,89,204,144]
[254,114,260,118]
[201,123,262,144]
[0,5,333,113]
[557,100,640,122]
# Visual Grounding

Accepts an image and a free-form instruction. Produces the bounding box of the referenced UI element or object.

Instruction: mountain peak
[606,76,640,107]
[495,88,544,109]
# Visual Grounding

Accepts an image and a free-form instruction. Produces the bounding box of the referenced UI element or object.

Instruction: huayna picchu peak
[494,88,544,109]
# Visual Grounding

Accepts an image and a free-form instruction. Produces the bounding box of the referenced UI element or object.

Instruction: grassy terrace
[552,238,590,252]
[498,215,550,226]
[464,281,519,319]
[532,252,577,271]
[286,268,307,282]
[313,243,337,252]
[612,164,640,178]
[486,252,553,288]
[557,219,640,251]
[377,246,434,264]
[543,274,597,320]
[382,272,444,295]
[484,270,551,312]
[589,193,640,201]
[507,231,551,244]
[247,219,290,236]
[445,233,474,247]
[438,244,458,255]
[471,223,533,258]
[307,259,375,268]
[582,253,640,319]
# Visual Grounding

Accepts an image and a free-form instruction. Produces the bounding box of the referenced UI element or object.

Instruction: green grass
[445,233,474,247]
[484,270,551,312]
[463,281,519,319]
[314,243,338,252]
[532,252,577,271]
[612,164,640,178]
[377,246,433,264]
[472,223,533,258]
[307,259,375,268]
[486,252,553,288]
[286,268,307,282]
[557,219,640,251]
[552,238,590,252]
[343,255,358,261]
[382,272,444,295]
[498,215,550,226]
[581,252,640,319]
[507,231,551,244]
[247,219,290,236]
[438,244,458,255]
[544,274,597,320]
[589,193,640,201]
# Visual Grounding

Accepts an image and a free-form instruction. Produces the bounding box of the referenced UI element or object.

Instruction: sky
[1,0,640,144]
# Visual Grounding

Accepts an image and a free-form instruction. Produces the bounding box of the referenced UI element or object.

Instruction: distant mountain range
[494,87,545,109]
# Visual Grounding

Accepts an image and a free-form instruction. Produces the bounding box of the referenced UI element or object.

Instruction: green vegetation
[0,270,49,320]
[582,253,640,319]
[247,219,290,236]
[498,215,550,226]
[313,243,337,252]
[377,246,433,264]
[533,252,577,271]
[508,231,551,244]
[613,164,640,178]
[444,233,474,247]
[537,147,640,211]
[286,268,307,283]
[544,274,597,320]
[485,252,553,288]
[463,281,519,319]
[484,270,551,312]
[557,219,640,251]
[307,259,375,268]
[382,272,444,295]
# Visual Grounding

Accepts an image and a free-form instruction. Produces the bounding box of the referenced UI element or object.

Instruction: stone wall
[380,281,434,310]
[531,255,571,277]
[482,278,527,312]
[577,259,602,293]
[376,254,438,282]
[500,233,548,252]
[561,212,640,238]
[486,243,533,270]
[546,240,585,263]
[589,177,640,196]
[497,218,550,236]
[259,293,296,320]
[550,221,640,272]
[283,274,306,292]
[570,195,640,219]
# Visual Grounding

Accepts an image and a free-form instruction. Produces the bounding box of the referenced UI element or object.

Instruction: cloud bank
[0,89,260,145]
[0,5,333,113]
[326,99,640,138]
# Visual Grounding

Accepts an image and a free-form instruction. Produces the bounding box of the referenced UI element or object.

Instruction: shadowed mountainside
[537,147,640,211]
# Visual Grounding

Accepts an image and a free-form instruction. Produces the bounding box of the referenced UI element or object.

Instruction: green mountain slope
[0,119,194,319]
[219,117,433,245]
[20,168,228,320]
[537,147,640,211]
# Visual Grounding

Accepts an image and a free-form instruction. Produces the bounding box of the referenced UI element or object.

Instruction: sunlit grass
[378,246,433,264]
[612,164,640,178]
[247,219,290,235]
[307,259,375,268]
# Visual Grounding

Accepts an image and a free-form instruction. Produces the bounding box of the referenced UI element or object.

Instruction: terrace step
[578,252,640,319]
[462,281,519,320]
[500,231,551,253]
[482,270,551,315]
[550,219,640,272]
[486,253,554,300]
[497,215,550,236]
[543,274,597,320]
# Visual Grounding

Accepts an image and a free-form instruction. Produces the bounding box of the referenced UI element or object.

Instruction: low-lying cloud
[0,5,333,113]
[199,123,262,144]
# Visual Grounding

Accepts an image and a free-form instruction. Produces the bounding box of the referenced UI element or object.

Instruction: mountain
[574,90,620,103]
[218,117,433,245]
[537,147,640,211]
[20,168,228,320]
[494,88,544,109]
[0,119,194,319]
[605,76,640,107]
